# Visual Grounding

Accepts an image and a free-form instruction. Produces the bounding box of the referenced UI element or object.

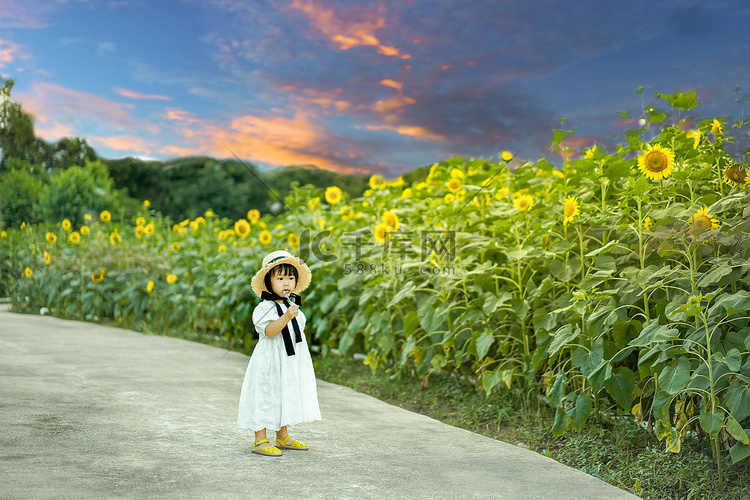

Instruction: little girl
[237,250,321,456]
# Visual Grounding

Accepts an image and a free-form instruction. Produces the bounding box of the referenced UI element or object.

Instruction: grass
[312,354,750,500]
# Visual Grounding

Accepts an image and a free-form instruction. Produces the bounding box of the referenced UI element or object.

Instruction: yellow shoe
[275,434,309,450]
[253,439,282,456]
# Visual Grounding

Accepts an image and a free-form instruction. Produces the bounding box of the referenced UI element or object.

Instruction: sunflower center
[646,152,668,172]
[564,204,575,218]
[726,164,747,184]
[692,215,711,231]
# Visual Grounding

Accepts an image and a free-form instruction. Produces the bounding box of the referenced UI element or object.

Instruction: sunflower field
[2,91,750,480]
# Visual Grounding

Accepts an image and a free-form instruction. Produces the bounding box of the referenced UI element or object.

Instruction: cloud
[58,37,117,58]
[288,0,410,58]
[88,134,156,155]
[114,87,172,101]
[0,0,90,29]
[0,39,30,70]
[159,106,376,174]
[14,82,159,142]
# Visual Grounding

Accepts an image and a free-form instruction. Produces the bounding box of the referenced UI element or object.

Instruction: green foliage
[103,156,369,221]
[0,79,52,168]
[37,160,117,226]
[4,87,750,488]
[0,161,43,228]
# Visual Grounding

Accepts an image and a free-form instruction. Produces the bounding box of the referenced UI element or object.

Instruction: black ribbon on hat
[260,290,302,356]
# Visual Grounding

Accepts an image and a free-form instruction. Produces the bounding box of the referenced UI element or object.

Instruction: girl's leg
[276,426,288,440]
[254,428,267,443]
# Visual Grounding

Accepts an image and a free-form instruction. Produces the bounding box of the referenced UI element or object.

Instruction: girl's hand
[284,304,299,319]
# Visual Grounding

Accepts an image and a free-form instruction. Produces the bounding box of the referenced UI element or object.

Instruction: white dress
[237,300,321,431]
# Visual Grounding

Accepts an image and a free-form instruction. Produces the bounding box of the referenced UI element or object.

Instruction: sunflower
[712,119,722,137]
[381,210,399,229]
[44,251,51,265]
[135,225,145,239]
[61,219,72,231]
[374,222,390,243]
[205,210,214,218]
[179,218,190,227]
[723,163,747,187]
[308,197,320,210]
[447,178,462,193]
[143,200,151,208]
[217,244,227,253]
[288,233,299,250]
[24,267,32,278]
[234,219,251,238]
[91,271,104,283]
[686,130,701,149]
[450,168,464,179]
[100,210,112,223]
[501,150,513,162]
[687,207,720,240]
[46,232,57,245]
[169,242,180,253]
[369,175,385,189]
[401,188,412,199]
[247,209,261,222]
[146,280,155,293]
[259,230,272,246]
[68,231,81,245]
[190,220,200,231]
[562,196,580,225]
[166,273,178,284]
[325,186,343,204]
[643,217,653,230]
[513,194,534,212]
[637,144,675,181]
[427,163,439,180]
[444,193,455,203]
[84,214,92,221]
[136,217,146,227]
[80,225,90,235]
[1,231,6,239]
[109,230,122,245]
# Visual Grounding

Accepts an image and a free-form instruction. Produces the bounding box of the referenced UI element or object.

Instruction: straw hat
[251,250,312,298]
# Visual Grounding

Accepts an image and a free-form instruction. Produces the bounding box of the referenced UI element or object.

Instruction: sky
[1,0,749,177]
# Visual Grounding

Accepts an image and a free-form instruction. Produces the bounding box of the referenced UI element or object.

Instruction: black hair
[264,263,299,293]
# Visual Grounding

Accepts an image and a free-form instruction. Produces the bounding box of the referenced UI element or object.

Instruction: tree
[37,160,117,225]
[0,78,50,169]
[0,160,43,228]
[50,137,97,170]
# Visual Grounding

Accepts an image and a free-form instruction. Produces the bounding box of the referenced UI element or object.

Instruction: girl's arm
[265,304,299,337]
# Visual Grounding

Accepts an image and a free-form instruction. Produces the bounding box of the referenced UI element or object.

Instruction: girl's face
[269,268,296,297]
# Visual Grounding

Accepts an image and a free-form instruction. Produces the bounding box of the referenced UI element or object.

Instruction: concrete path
[0,305,639,499]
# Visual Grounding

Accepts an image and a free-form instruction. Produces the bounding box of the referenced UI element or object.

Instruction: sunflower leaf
[657,90,700,111]
[707,192,745,213]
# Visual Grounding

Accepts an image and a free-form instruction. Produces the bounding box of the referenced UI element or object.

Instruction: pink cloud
[161,111,375,174]
[88,134,156,155]
[113,87,172,101]
[289,0,410,59]
[14,81,159,142]
[0,39,30,69]
[364,123,445,142]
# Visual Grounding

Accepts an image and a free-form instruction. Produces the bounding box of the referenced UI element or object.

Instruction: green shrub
[37,160,117,226]
[0,161,44,229]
